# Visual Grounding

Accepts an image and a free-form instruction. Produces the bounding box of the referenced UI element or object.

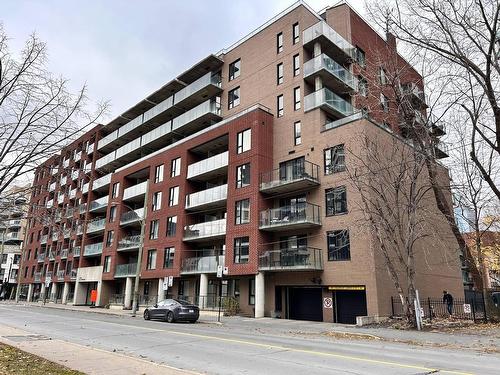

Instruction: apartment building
[19,1,463,323]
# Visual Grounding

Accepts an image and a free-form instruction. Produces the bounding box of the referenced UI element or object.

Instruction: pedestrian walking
[443,290,454,316]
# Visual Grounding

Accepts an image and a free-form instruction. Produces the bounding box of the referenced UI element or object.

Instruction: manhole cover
[2,335,51,342]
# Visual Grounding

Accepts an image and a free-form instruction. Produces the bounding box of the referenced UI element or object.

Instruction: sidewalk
[0,324,198,375]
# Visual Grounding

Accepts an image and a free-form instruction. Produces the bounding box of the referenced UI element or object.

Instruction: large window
[236,163,251,188]
[109,206,117,222]
[277,95,284,117]
[103,256,111,273]
[163,247,175,269]
[380,94,389,112]
[147,249,157,270]
[228,87,240,109]
[106,230,114,247]
[355,46,366,67]
[358,76,368,97]
[229,58,241,81]
[293,54,300,76]
[292,22,300,44]
[235,199,250,225]
[249,279,255,305]
[237,129,251,154]
[324,144,345,174]
[325,186,347,216]
[277,32,283,53]
[277,63,284,85]
[154,164,164,183]
[166,216,177,237]
[169,186,179,206]
[293,87,301,110]
[379,67,388,85]
[171,157,181,177]
[234,237,249,264]
[294,121,302,145]
[149,220,159,240]
[327,230,350,261]
[152,191,162,211]
[111,182,120,198]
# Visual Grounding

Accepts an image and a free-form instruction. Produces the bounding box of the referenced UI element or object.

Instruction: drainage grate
[2,335,51,342]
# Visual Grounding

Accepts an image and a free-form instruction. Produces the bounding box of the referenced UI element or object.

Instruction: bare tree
[0,25,107,195]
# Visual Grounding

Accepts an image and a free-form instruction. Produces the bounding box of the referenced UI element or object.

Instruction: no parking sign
[323,297,333,309]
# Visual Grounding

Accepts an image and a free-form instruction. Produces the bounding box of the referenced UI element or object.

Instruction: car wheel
[166,311,175,323]
[189,319,197,323]
[144,310,150,320]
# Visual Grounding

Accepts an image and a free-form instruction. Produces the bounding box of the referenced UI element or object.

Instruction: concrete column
[27,284,33,302]
[255,272,265,318]
[157,278,164,302]
[315,76,323,91]
[62,282,70,304]
[313,41,322,57]
[199,274,208,309]
[51,283,58,302]
[124,277,133,309]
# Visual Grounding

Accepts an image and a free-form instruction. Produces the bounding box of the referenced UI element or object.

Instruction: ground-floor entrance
[332,289,367,324]
[283,287,323,322]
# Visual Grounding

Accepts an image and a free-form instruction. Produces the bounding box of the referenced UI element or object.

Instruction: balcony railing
[70,269,78,279]
[71,170,79,181]
[69,189,77,199]
[89,195,109,211]
[83,242,103,257]
[117,235,142,251]
[46,199,53,209]
[434,142,449,159]
[60,175,67,185]
[183,218,227,241]
[120,208,144,225]
[73,246,81,257]
[40,234,48,244]
[258,247,323,271]
[303,21,355,62]
[259,202,321,230]
[92,174,111,191]
[123,181,147,201]
[115,263,137,277]
[60,249,68,259]
[304,87,355,118]
[82,182,89,194]
[260,161,320,194]
[185,184,228,210]
[63,228,71,238]
[79,203,87,214]
[57,270,65,280]
[49,251,55,261]
[49,182,56,192]
[37,254,45,262]
[65,207,74,218]
[304,53,357,92]
[181,255,225,274]
[86,218,106,233]
[34,272,42,283]
[187,151,229,180]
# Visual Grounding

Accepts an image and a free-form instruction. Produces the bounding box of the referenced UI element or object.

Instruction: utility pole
[131,179,149,317]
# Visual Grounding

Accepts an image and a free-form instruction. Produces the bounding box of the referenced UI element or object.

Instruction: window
[277,63,284,85]
[358,76,368,97]
[154,164,164,183]
[109,206,117,222]
[294,121,302,145]
[169,186,179,206]
[277,95,284,117]
[146,249,157,270]
[380,94,389,112]
[149,220,159,240]
[152,191,162,211]
[293,54,300,76]
[324,145,345,174]
[229,58,241,81]
[277,32,283,53]
[293,87,301,110]
[355,46,366,67]
[163,247,175,268]
[170,157,181,177]
[379,67,388,85]
[166,216,177,237]
[292,22,299,44]
[228,87,240,109]
[235,199,250,225]
[327,230,350,261]
[249,279,255,305]
[234,237,249,264]
[237,129,251,154]
[236,163,251,188]
[106,230,114,247]
[103,256,111,273]
[111,183,120,198]
[325,186,347,216]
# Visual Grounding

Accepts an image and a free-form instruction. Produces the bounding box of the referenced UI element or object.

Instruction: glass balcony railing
[303,53,357,92]
[87,143,94,154]
[84,242,103,256]
[79,203,87,214]
[71,170,79,181]
[303,21,355,61]
[98,129,119,150]
[57,194,65,204]
[120,208,144,225]
[82,182,89,194]
[185,184,228,210]
[60,175,67,185]
[57,270,65,280]
[402,82,426,106]
[183,218,226,241]
[171,99,221,133]
[181,254,225,274]
[95,152,115,170]
[304,87,355,118]
[73,246,81,257]
[60,249,68,259]
[117,235,142,251]
[77,224,84,235]
[70,269,78,279]
[49,251,55,261]
[259,202,321,230]
[65,207,74,218]
[49,182,56,191]
[52,231,59,241]
[86,218,106,233]
[115,263,137,277]
[258,247,323,271]
[34,272,42,283]
[92,174,111,191]
[46,199,53,208]
[174,72,222,105]
[69,189,77,199]
[40,234,48,244]
[37,254,45,262]
[260,161,320,193]
[187,151,229,179]
[123,181,147,201]
[89,195,109,211]
[63,228,71,238]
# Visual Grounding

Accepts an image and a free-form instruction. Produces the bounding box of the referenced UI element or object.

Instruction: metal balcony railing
[117,235,142,251]
[115,263,137,277]
[185,184,228,210]
[120,208,144,225]
[83,242,103,256]
[260,160,319,193]
[60,249,68,259]
[57,270,65,280]
[183,218,227,241]
[181,254,225,274]
[258,247,323,271]
[73,246,81,257]
[259,202,321,229]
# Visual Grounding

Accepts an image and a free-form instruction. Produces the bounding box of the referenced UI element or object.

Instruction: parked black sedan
[143,299,199,323]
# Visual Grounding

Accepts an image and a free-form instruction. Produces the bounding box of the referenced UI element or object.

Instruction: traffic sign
[217,265,223,278]
[463,303,471,314]
[323,297,333,309]
[167,276,174,287]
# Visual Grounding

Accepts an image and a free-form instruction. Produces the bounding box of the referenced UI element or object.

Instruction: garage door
[335,290,367,324]
[288,287,323,321]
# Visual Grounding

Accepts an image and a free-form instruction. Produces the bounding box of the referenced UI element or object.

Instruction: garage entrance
[333,289,367,324]
[286,287,323,321]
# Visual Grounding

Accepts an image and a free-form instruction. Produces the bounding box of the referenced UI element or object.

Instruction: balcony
[70,269,78,279]
[57,194,65,204]
[61,249,68,259]
[69,189,77,199]
[88,195,109,212]
[49,251,55,261]
[75,150,82,160]
[83,242,103,257]
[171,98,222,137]
[46,199,53,209]
[304,54,357,93]
[63,159,70,168]
[402,82,427,108]
[4,232,21,240]
[185,184,228,211]
[52,231,59,241]
[120,208,144,226]
[57,270,65,281]
[183,218,226,242]
[63,228,71,238]
[92,174,111,193]
[60,175,67,185]
[37,253,45,262]
[429,114,446,137]
[65,207,74,218]
[181,254,225,275]
[87,143,94,155]
[73,246,81,257]
[304,87,355,119]
[49,182,56,192]
[434,142,449,159]
[259,203,322,231]
[258,247,323,271]
[123,181,147,201]
[187,151,228,180]
[34,272,42,283]
[8,219,21,228]
[82,182,89,194]
[260,161,320,194]
[117,235,142,251]
[78,203,87,214]
[77,224,84,235]
[40,235,48,244]
[71,170,79,181]
[115,263,137,278]
[86,218,106,234]
[303,21,355,64]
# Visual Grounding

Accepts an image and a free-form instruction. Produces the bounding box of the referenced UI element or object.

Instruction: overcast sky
[2,0,366,122]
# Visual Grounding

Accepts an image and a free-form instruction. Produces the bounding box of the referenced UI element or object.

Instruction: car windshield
[174,299,191,306]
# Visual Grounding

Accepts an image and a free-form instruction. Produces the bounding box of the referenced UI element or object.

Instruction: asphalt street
[0,304,498,375]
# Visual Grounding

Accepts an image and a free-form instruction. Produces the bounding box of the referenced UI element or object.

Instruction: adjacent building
[19,1,463,323]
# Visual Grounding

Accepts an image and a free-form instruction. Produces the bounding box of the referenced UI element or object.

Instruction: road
[0,304,498,375]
